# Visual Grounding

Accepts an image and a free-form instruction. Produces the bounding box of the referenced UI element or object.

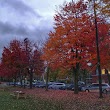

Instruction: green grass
[1,90,110,110]
[0,91,63,110]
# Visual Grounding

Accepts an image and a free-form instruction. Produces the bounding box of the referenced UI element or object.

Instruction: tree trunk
[0,77,3,82]
[14,76,17,87]
[23,77,26,88]
[108,74,110,85]
[45,67,49,91]
[106,69,110,85]
[74,70,78,94]
[73,63,79,94]
[29,68,33,89]
[20,76,23,87]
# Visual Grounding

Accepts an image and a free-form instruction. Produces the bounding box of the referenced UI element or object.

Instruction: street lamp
[93,0,103,98]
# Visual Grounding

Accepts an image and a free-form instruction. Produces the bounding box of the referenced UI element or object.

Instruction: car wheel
[103,89,107,94]
[85,89,89,92]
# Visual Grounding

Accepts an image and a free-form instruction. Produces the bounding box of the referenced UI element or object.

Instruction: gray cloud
[0,21,28,36]
[0,0,59,57]
[0,0,41,17]
[0,20,52,56]
[0,20,52,41]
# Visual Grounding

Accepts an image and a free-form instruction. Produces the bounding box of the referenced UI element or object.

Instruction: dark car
[66,84,83,91]
[36,83,46,88]
[35,81,46,88]
[8,82,19,86]
[66,84,74,90]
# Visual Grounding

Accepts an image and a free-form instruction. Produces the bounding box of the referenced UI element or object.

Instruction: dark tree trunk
[106,69,110,85]
[74,70,78,94]
[45,67,49,91]
[73,63,79,94]
[0,77,3,82]
[23,77,26,88]
[20,76,23,87]
[93,0,103,98]
[14,76,17,87]
[8,78,11,85]
[29,68,33,89]
[74,68,78,94]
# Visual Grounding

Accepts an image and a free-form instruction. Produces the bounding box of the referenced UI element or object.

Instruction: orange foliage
[42,0,110,72]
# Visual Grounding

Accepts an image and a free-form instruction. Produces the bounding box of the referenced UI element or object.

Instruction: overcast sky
[0,0,73,55]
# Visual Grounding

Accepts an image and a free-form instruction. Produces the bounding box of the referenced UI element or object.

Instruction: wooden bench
[10,91,26,99]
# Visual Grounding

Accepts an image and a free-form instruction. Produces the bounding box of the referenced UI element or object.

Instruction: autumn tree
[33,49,44,79]
[0,38,44,88]
[42,0,94,94]
[88,0,110,72]
[0,48,14,78]
[0,40,23,85]
[23,38,44,89]
[42,0,110,94]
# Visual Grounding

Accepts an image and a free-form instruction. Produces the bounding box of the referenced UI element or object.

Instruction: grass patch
[0,89,110,110]
[0,91,63,110]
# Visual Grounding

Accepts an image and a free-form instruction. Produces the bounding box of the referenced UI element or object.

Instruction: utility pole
[93,0,103,98]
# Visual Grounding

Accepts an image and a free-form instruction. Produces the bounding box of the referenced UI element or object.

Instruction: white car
[48,82,66,90]
[82,83,110,93]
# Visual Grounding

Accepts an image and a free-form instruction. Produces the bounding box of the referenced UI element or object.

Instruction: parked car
[66,84,74,90]
[8,82,18,86]
[35,81,46,88]
[32,82,37,87]
[78,81,85,86]
[66,84,83,91]
[48,82,66,90]
[36,81,44,85]
[36,83,46,88]
[81,83,110,93]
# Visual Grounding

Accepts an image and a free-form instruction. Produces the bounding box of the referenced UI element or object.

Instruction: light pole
[93,0,103,98]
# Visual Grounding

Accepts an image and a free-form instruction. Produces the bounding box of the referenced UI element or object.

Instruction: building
[91,69,110,84]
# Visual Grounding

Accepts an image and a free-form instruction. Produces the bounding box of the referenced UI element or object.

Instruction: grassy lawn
[0,91,62,110]
[0,88,110,110]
